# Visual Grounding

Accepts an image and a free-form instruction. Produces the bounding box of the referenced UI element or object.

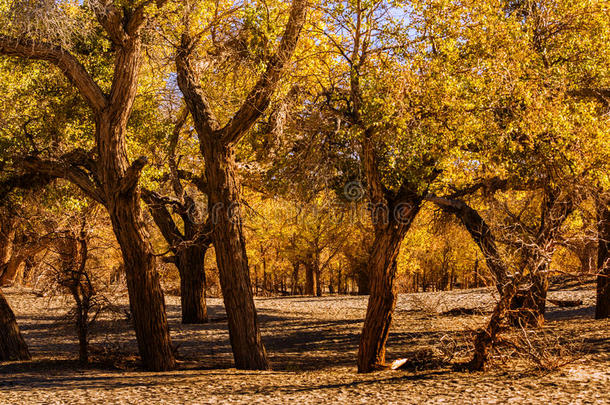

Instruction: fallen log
[548,298,583,308]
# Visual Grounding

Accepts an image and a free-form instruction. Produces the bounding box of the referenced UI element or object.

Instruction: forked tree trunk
[0,289,30,361]
[174,0,306,370]
[143,189,210,324]
[596,196,610,319]
[357,204,420,373]
[205,145,269,370]
[0,3,176,371]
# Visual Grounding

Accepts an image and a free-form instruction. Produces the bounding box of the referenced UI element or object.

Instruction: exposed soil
[0,284,608,404]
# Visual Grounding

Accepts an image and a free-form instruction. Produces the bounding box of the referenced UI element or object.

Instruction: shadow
[227,369,453,396]
[545,305,596,321]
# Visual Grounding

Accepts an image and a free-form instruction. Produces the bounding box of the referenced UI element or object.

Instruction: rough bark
[204,144,269,369]
[357,201,420,373]
[596,195,610,319]
[0,289,31,361]
[0,4,176,371]
[174,0,307,370]
[177,244,208,323]
[143,189,210,324]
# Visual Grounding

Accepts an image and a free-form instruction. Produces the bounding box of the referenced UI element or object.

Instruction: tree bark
[177,244,208,323]
[596,195,610,319]
[357,201,421,373]
[143,189,210,324]
[0,289,31,361]
[205,144,269,370]
[304,258,316,296]
[95,39,175,371]
[174,0,306,370]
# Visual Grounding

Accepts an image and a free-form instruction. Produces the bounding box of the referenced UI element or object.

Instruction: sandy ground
[0,284,608,404]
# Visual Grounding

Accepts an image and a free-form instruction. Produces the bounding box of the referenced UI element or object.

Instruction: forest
[0,0,608,402]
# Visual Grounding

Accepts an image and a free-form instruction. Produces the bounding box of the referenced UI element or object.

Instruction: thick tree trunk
[98,97,175,371]
[357,204,420,373]
[107,194,175,371]
[596,196,610,319]
[177,244,208,323]
[0,289,30,361]
[205,145,269,370]
[304,260,316,296]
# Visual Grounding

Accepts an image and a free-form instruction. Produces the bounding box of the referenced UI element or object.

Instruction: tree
[142,108,211,324]
[172,0,307,370]
[0,1,175,370]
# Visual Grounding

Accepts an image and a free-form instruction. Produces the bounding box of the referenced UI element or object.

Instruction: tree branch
[219,0,308,145]
[21,156,105,204]
[0,35,107,113]
[119,156,148,195]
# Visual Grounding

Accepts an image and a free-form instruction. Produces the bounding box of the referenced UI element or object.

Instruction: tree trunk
[99,102,175,371]
[0,289,30,361]
[305,260,316,296]
[315,263,322,297]
[469,278,519,371]
[205,145,269,370]
[428,196,508,293]
[177,245,208,323]
[596,195,610,319]
[357,203,420,373]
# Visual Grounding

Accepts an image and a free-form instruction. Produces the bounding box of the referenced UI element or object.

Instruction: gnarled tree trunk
[357,204,420,373]
[0,3,176,371]
[0,289,30,361]
[175,0,306,370]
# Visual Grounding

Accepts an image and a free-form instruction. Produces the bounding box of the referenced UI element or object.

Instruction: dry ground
[0,284,608,404]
